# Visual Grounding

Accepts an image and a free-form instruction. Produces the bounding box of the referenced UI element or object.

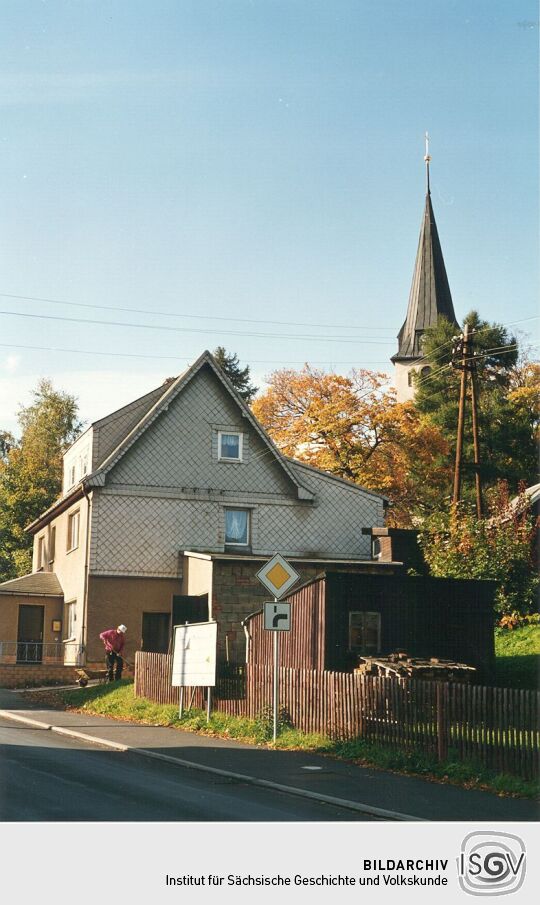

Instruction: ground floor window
[64,601,77,641]
[349,611,381,656]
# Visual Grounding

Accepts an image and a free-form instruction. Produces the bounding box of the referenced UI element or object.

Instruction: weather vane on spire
[424,131,431,194]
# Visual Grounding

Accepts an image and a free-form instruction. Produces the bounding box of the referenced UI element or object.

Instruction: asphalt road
[0,716,375,822]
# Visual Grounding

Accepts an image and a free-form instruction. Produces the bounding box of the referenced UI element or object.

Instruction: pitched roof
[392,191,458,362]
[0,572,63,596]
[90,378,179,469]
[85,351,315,501]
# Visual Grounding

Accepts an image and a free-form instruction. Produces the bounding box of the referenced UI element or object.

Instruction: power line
[0,292,397,333]
[406,315,540,371]
[0,309,396,345]
[0,341,391,367]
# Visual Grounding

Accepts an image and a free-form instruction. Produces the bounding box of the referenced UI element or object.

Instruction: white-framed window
[49,526,56,565]
[224,509,250,546]
[37,535,45,571]
[349,611,381,656]
[218,431,243,462]
[68,463,76,487]
[80,452,89,477]
[67,510,80,552]
[64,600,76,641]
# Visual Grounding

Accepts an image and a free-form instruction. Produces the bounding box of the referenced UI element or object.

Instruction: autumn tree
[0,380,82,581]
[252,366,451,525]
[213,347,258,403]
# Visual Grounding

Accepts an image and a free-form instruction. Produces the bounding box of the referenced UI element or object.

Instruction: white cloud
[3,354,20,374]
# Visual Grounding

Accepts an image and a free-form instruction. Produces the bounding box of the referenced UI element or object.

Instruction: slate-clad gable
[92,382,172,470]
[107,363,296,497]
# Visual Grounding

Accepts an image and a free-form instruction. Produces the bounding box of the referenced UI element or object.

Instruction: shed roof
[0,572,64,597]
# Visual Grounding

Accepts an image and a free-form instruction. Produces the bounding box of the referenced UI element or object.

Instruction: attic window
[218,431,243,462]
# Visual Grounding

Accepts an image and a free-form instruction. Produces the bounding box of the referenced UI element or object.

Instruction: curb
[0,710,53,731]
[0,709,422,822]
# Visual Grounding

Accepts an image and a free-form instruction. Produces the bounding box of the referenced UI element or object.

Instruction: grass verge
[494,625,540,689]
[25,681,539,801]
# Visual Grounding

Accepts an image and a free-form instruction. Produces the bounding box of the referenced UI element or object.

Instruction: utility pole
[452,324,469,507]
[470,362,483,518]
[452,324,483,516]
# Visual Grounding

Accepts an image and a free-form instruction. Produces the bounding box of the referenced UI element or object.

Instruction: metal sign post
[263,599,292,742]
[258,554,298,743]
[273,609,279,742]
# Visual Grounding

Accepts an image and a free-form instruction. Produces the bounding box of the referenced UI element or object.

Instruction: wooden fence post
[436,683,448,762]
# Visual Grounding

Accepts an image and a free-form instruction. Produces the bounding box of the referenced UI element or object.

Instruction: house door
[17,605,44,663]
[141,613,171,653]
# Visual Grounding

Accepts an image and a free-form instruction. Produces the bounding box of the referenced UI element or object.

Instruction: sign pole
[273,597,279,743]
[206,686,211,724]
[179,686,184,720]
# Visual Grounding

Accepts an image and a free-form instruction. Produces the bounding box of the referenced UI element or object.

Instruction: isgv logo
[458,832,526,896]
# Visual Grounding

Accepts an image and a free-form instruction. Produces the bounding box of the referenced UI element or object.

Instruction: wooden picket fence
[134,652,540,780]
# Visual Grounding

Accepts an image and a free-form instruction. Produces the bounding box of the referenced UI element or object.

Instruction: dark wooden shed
[244,571,496,680]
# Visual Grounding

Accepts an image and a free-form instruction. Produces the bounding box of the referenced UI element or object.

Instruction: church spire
[392,138,458,366]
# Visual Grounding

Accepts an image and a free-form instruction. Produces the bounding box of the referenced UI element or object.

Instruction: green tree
[414,311,538,498]
[213,347,258,403]
[0,380,82,581]
[417,483,539,616]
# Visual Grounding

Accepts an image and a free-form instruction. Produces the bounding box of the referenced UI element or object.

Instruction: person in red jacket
[100,625,127,682]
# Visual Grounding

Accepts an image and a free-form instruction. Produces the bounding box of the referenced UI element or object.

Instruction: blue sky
[0,1,537,432]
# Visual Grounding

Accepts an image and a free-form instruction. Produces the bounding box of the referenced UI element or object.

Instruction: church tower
[392,137,459,401]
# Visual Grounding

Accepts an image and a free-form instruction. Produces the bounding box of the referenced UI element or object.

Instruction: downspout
[241,609,262,665]
[81,482,92,666]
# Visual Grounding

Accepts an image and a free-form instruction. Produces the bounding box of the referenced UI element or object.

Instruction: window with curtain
[64,601,77,641]
[224,509,249,545]
[218,431,243,461]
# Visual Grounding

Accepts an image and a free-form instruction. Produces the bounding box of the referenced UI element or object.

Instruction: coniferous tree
[213,347,258,403]
[414,311,538,497]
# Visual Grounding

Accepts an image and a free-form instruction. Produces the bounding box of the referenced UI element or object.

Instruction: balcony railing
[0,641,84,666]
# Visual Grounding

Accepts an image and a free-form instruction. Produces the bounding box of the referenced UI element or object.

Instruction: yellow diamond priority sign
[256,553,300,599]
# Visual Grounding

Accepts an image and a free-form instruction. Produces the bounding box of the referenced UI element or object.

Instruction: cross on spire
[424,131,431,194]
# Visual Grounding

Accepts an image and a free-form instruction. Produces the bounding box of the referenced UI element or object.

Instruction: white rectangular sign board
[263,600,291,632]
[171,621,217,687]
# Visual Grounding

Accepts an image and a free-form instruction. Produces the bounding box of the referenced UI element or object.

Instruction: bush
[253,705,292,741]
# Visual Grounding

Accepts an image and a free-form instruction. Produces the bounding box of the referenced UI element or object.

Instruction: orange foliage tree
[252,366,452,525]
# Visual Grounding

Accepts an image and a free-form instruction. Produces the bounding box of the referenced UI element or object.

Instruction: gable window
[67,511,80,552]
[68,463,76,487]
[218,431,243,462]
[49,526,56,565]
[224,509,249,546]
[349,611,381,656]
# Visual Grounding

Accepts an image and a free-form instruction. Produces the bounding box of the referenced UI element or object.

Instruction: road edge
[0,708,422,822]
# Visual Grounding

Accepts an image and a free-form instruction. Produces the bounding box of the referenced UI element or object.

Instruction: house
[244,570,496,679]
[1,351,388,672]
